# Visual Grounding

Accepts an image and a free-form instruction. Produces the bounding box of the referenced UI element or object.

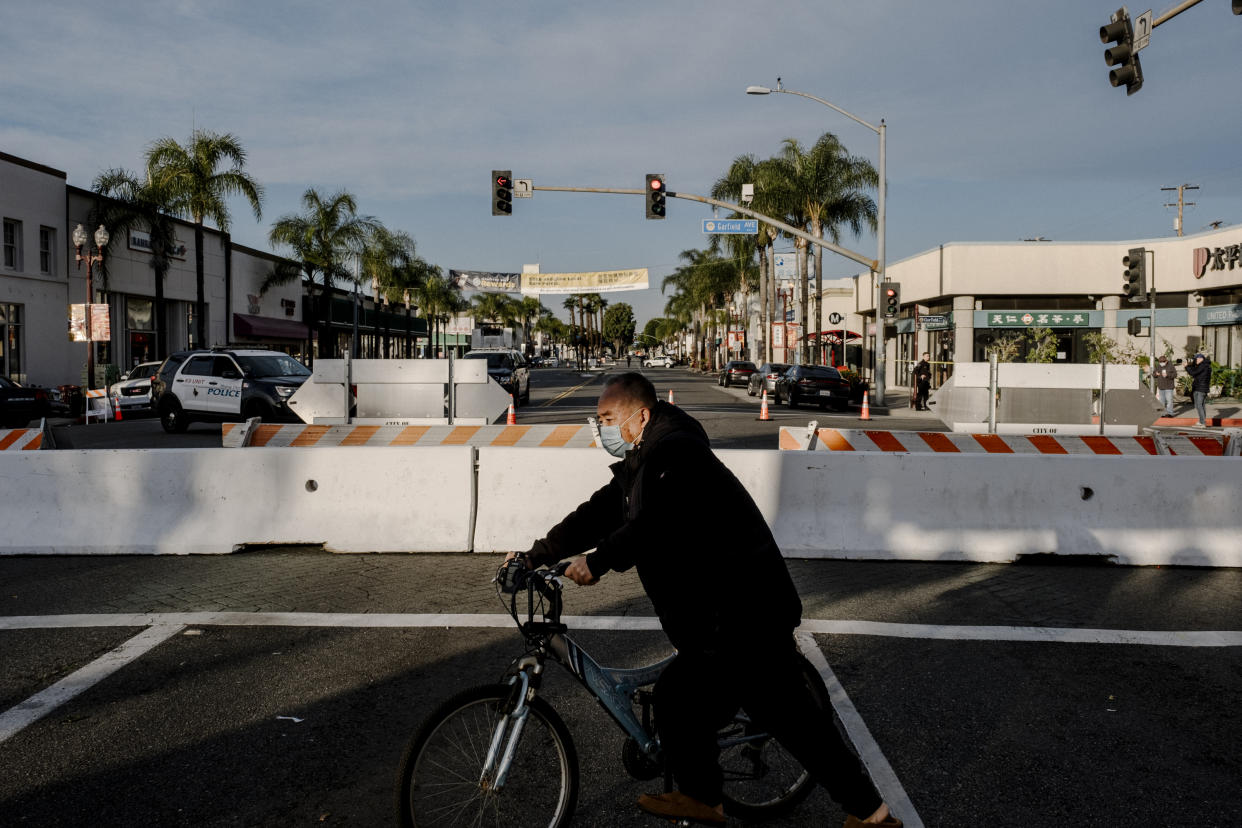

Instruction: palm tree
[515,296,546,356]
[413,272,464,357]
[146,129,264,347]
[561,296,582,366]
[714,154,785,363]
[362,226,434,358]
[268,188,378,358]
[662,249,736,369]
[767,135,877,363]
[91,168,180,359]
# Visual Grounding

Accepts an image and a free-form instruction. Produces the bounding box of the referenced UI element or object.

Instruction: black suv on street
[462,349,531,406]
[150,348,311,433]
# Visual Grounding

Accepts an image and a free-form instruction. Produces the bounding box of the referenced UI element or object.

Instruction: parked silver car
[746,362,792,397]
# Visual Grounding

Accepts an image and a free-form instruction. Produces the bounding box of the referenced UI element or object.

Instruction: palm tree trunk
[813,222,824,365]
[757,245,769,364]
[194,221,206,347]
[154,263,167,359]
[796,239,809,364]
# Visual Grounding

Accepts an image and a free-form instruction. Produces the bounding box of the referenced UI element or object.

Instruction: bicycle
[395,557,831,827]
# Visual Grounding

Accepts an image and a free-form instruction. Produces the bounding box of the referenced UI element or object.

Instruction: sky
[4,1,1241,329]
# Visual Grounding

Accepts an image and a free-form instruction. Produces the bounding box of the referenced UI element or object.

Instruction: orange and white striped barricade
[776,426,1235,457]
[83,389,111,423]
[222,422,601,449]
[0,418,53,450]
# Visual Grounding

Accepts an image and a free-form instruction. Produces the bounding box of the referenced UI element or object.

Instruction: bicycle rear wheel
[396,683,579,828]
[718,652,830,819]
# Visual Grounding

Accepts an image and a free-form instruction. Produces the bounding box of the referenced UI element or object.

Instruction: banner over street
[520,268,649,294]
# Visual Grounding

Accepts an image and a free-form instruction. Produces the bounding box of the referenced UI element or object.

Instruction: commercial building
[845,223,1242,389]
[2,150,427,390]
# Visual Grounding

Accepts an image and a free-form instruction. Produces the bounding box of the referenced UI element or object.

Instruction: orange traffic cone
[112,394,122,422]
[757,390,772,421]
[668,389,675,405]
[859,390,871,421]
[507,395,517,425]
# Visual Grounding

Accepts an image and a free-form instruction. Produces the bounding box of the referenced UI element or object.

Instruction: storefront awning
[233,313,309,340]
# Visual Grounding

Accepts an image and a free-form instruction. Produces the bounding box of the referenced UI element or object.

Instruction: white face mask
[597,408,642,457]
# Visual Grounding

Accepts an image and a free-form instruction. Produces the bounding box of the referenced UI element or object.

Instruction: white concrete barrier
[3,446,1240,566]
[0,447,474,554]
[473,447,614,553]
[730,451,1242,568]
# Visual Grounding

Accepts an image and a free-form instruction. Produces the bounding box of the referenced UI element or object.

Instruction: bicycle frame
[489,561,675,789]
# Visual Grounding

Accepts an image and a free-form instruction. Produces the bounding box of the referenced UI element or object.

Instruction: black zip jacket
[1186,359,1211,393]
[528,401,802,652]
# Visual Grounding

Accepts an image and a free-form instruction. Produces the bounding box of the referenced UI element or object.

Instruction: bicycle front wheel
[718,652,830,819]
[396,684,579,828]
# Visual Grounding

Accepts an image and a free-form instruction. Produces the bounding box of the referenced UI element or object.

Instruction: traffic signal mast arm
[530,184,879,271]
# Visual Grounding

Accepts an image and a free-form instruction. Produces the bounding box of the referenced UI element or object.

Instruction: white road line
[796,619,1242,647]
[1,614,1238,646]
[0,624,183,744]
[797,631,924,828]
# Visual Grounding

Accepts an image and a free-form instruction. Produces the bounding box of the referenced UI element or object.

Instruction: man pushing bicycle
[511,372,900,827]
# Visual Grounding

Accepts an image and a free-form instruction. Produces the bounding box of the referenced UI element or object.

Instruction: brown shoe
[843,814,903,828]
[637,791,726,825]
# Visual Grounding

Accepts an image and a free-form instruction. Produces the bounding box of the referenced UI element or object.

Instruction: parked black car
[746,362,792,397]
[773,364,852,411]
[0,376,51,428]
[718,360,757,388]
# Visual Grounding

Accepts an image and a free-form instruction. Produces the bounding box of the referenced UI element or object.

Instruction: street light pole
[747,80,888,404]
[72,223,109,391]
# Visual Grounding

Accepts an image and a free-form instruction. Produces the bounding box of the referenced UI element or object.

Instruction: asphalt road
[1,553,1240,827]
[50,364,946,450]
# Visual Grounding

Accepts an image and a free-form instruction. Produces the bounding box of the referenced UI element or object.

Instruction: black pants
[915,381,930,409]
[654,637,883,819]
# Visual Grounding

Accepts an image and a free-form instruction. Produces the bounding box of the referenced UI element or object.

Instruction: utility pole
[1161,184,1198,237]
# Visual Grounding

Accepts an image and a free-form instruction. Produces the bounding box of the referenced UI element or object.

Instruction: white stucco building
[842,224,1242,388]
[2,151,308,389]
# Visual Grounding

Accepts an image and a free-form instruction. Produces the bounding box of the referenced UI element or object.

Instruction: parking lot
[2,552,1239,827]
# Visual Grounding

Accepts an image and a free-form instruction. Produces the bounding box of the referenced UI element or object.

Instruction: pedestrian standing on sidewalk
[912,353,932,411]
[1154,355,1177,418]
[1185,352,1211,427]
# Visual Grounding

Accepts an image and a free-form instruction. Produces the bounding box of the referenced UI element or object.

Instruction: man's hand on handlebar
[564,556,598,586]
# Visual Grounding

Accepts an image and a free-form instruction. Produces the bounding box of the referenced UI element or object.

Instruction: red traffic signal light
[492,169,513,216]
[645,173,666,219]
[882,282,901,320]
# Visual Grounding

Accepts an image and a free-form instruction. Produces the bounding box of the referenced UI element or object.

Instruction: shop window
[1,303,24,381]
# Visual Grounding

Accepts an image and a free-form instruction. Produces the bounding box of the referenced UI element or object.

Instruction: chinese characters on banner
[986,311,1089,328]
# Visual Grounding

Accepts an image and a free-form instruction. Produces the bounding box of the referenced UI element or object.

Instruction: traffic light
[492,170,513,216]
[882,282,901,320]
[1122,247,1147,303]
[1100,8,1143,95]
[1127,317,1143,335]
[645,174,666,219]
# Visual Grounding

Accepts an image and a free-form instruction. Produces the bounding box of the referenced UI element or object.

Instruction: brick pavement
[2,551,1240,632]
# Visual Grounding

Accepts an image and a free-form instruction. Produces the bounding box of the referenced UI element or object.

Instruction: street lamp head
[745,86,772,95]
[93,225,110,250]
[72,223,88,248]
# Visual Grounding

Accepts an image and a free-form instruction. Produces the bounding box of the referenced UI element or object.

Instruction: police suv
[150,347,311,433]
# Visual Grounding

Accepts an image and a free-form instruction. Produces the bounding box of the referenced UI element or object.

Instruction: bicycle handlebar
[496,556,570,595]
